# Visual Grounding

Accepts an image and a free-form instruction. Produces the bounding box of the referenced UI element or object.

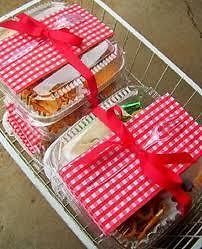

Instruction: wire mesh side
[0,96,101,248]
[0,1,201,249]
[85,0,202,123]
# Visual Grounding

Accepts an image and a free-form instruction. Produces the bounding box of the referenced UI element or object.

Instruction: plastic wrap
[0,3,124,126]
[44,87,201,248]
[43,85,155,179]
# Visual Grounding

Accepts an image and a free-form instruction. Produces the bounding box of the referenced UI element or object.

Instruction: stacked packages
[0,2,201,249]
[0,3,124,158]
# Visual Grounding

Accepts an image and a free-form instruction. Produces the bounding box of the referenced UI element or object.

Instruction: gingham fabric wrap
[6,103,45,154]
[60,94,202,235]
[0,4,113,93]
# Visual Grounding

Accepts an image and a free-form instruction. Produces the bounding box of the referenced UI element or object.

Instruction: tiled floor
[0,1,201,249]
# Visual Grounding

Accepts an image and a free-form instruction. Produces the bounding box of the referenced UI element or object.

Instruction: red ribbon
[0,13,99,106]
[75,105,195,215]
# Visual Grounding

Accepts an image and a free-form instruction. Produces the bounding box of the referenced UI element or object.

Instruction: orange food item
[118,196,167,241]
[20,58,119,117]
[48,105,89,135]
[193,173,202,188]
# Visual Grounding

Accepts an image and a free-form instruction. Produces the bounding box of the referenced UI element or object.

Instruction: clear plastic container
[43,85,157,179]
[17,40,124,126]
[43,86,201,249]
[4,97,91,159]
[0,2,124,126]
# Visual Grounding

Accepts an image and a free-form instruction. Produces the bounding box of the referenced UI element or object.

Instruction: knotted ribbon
[75,105,195,215]
[0,13,99,106]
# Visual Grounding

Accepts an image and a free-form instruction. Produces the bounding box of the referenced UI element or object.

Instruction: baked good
[47,104,90,135]
[62,119,110,161]
[19,41,122,117]
[118,195,167,241]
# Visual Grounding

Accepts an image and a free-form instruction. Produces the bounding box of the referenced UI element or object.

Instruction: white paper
[33,40,109,96]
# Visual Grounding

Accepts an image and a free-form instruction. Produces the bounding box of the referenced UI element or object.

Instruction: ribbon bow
[75,105,195,215]
[0,13,99,106]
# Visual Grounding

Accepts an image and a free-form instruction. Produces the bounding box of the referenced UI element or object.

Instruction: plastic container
[44,86,201,249]
[43,85,157,180]
[17,40,124,126]
[1,38,124,126]
[0,3,124,126]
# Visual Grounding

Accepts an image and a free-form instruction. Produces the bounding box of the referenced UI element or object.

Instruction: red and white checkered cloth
[6,103,45,155]
[60,94,202,235]
[0,4,113,93]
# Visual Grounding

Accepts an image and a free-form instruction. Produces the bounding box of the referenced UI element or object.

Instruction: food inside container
[56,93,201,249]
[18,40,124,124]
[115,193,178,245]
[45,104,90,136]
[0,3,123,126]
[43,85,152,177]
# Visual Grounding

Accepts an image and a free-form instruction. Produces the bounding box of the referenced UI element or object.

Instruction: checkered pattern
[6,103,46,155]
[0,4,113,93]
[60,94,202,235]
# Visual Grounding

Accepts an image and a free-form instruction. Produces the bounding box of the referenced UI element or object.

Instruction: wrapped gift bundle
[43,85,146,196]
[0,3,124,158]
[1,3,201,248]
[56,93,201,247]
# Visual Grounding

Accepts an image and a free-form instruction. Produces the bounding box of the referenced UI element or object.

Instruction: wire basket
[0,1,201,249]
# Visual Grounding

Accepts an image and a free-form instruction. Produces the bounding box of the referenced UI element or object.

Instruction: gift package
[43,85,201,247]
[0,3,124,157]
[43,85,146,195]
[0,2,201,249]
[57,94,201,248]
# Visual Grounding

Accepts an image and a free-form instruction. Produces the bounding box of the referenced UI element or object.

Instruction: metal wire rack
[0,0,201,249]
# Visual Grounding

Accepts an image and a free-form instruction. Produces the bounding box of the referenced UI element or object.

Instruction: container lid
[0,3,115,125]
[0,3,113,93]
[59,93,201,235]
[43,86,157,177]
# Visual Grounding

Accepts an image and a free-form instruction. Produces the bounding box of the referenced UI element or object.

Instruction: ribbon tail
[141,155,192,215]
[151,152,195,165]
[171,187,192,215]
[0,20,26,33]
[0,13,45,36]
[141,156,182,188]
[147,152,195,185]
